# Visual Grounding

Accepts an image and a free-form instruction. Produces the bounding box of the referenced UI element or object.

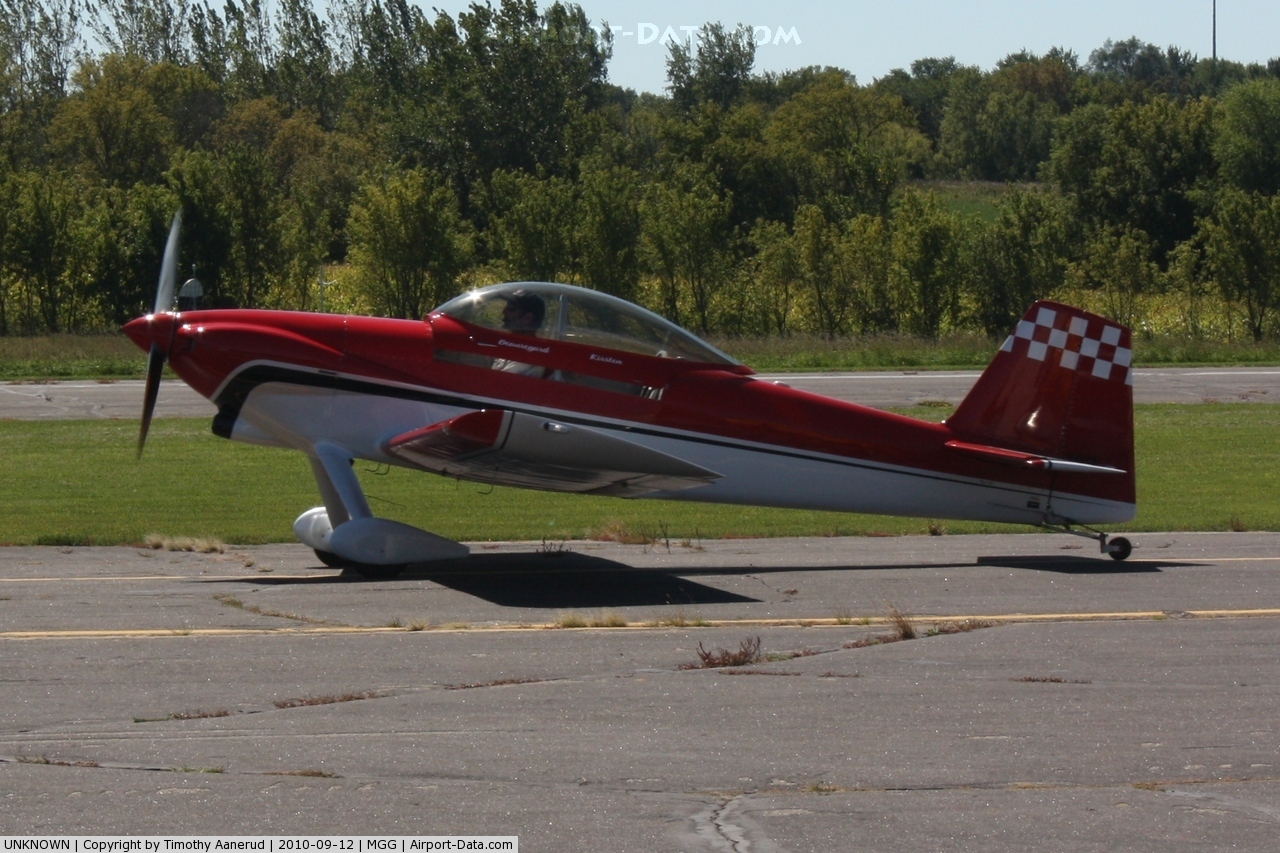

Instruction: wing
[383,409,721,497]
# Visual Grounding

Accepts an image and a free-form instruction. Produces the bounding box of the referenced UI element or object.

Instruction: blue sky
[420,1,1280,93]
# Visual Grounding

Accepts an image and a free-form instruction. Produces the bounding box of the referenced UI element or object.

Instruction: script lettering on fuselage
[497,338,551,355]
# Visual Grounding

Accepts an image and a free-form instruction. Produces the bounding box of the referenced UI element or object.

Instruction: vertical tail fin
[946,301,1135,517]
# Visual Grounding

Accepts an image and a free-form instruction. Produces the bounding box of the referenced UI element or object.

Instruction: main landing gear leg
[294,441,468,579]
[1042,523,1133,562]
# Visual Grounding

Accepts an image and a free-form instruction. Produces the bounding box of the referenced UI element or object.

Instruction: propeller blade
[154,210,182,315]
[137,343,165,459]
[138,210,182,458]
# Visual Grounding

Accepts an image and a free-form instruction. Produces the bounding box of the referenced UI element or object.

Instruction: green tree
[88,0,189,64]
[7,168,87,332]
[967,189,1069,335]
[189,0,275,103]
[1085,38,1199,101]
[490,169,576,282]
[274,0,339,127]
[0,0,83,167]
[641,166,732,333]
[1203,189,1280,341]
[939,50,1078,181]
[1064,226,1159,329]
[81,181,176,325]
[749,218,800,335]
[890,191,963,339]
[348,167,472,319]
[47,54,175,186]
[166,147,232,307]
[0,172,17,331]
[792,204,864,339]
[575,162,642,301]
[1047,95,1216,262]
[666,22,755,112]
[766,71,920,219]
[840,213,894,335]
[1163,235,1214,339]
[1215,78,1280,195]
[873,56,964,148]
[210,97,290,307]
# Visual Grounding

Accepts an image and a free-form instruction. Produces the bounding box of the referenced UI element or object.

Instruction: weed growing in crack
[445,677,544,691]
[555,611,588,628]
[15,755,99,767]
[172,709,231,720]
[649,609,710,628]
[765,648,819,662]
[273,691,383,709]
[681,636,763,669]
[887,604,916,640]
[214,594,333,625]
[927,619,997,636]
[722,669,802,676]
[144,534,225,553]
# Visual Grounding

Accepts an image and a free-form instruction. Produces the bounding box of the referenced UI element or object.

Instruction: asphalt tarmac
[3,533,1279,849]
[2,366,1278,420]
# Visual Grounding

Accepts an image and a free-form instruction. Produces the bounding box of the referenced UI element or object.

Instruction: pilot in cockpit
[492,290,547,375]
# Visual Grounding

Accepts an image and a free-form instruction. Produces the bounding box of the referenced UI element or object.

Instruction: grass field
[1,404,1275,547]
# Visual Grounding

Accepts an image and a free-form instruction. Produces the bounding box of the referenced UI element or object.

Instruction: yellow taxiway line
[3,608,1280,640]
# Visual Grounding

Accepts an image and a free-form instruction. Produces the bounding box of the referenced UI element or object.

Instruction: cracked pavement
[2,533,1279,849]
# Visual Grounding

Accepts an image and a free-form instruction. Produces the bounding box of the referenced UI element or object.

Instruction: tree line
[2,0,1280,341]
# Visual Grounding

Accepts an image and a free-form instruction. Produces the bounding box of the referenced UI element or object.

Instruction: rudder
[946,301,1135,518]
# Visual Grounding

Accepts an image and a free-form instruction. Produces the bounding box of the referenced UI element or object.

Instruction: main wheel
[1107,537,1133,561]
[315,548,406,579]
[314,548,351,569]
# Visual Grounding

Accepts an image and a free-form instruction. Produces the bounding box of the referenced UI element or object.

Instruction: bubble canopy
[432,282,739,366]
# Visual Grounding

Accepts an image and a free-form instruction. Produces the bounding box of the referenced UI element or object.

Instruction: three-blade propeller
[137,211,182,459]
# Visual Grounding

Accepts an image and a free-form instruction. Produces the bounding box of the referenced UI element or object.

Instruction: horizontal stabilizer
[944,440,1126,475]
[385,409,721,496]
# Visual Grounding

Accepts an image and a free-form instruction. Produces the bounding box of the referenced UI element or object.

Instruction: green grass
[1133,404,1280,531]
[712,331,1000,371]
[0,404,1275,545]
[911,179,1019,222]
[0,334,147,381]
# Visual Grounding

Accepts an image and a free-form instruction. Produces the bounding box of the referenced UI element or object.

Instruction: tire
[346,563,407,580]
[314,548,351,569]
[316,548,407,579]
[1107,537,1132,561]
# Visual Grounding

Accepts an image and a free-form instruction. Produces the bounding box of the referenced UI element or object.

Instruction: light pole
[1213,0,1217,62]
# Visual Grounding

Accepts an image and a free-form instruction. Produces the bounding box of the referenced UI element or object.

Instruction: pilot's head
[501,291,545,334]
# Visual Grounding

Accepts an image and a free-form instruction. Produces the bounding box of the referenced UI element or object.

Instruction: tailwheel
[1042,523,1135,562]
[1106,536,1133,562]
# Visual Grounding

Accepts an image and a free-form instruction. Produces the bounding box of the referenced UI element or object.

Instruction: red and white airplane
[125,215,1136,577]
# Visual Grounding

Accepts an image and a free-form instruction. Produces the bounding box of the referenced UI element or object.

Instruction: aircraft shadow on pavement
[975,555,1186,574]
[401,552,760,608]
[673,557,1185,576]
[238,551,1191,607]
[247,551,759,609]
